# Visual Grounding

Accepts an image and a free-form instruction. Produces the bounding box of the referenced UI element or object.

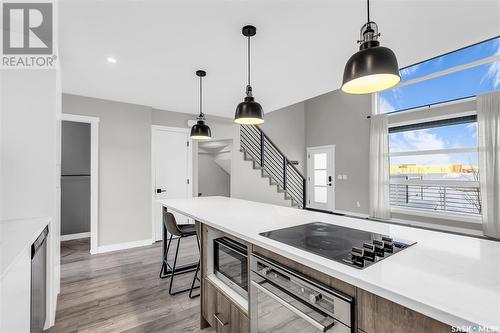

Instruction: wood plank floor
[48,238,214,333]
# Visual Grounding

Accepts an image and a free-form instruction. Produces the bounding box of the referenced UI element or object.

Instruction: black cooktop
[260,222,416,269]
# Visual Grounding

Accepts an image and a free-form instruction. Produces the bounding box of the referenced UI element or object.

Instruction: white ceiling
[59,1,500,118]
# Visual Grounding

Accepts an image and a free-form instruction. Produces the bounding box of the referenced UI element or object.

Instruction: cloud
[379,96,395,113]
[466,122,477,139]
[481,39,500,89]
[400,63,420,78]
[483,61,500,89]
[390,129,451,165]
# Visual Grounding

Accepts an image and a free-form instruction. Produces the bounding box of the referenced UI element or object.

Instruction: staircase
[239,125,306,208]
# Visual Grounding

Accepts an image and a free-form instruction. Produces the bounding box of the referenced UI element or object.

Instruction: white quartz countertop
[159,196,500,331]
[0,217,50,279]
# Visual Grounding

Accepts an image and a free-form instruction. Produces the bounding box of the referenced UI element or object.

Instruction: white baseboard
[60,232,90,241]
[93,239,153,254]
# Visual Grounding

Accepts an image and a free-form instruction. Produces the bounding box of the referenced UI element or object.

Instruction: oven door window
[215,240,248,291]
[251,280,349,333]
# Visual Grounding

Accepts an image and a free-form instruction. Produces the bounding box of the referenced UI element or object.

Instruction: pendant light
[341,0,400,94]
[234,25,264,125]
[190,70,212,140]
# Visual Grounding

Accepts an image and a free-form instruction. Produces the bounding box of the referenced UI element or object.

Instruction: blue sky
[385,37,499,168]
[380,37,499,113]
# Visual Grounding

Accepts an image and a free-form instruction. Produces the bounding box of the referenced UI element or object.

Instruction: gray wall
[198,154,230,197]
[261,102,306,173]
[62,94,232,246]
[61,121,91,235]
[63,94,153,246]
[61,121,90,175]
[304,90,371,214]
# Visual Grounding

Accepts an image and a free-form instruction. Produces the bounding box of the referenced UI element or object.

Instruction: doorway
[60,114,99,254]
[151,126,193,242]
[197,139,232,197]
[306,145,335,211]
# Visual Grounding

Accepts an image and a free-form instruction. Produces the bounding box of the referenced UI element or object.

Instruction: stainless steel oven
[250,254,353,333]
[214,237,248,297]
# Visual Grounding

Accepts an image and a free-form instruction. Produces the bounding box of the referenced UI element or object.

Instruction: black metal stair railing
[240,125,306,209]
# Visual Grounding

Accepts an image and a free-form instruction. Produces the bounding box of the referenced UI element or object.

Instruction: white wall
[1,70,58,220]
[0,68,61,327]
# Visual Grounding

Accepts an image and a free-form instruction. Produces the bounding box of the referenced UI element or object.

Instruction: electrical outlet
[338,175,342,180]
[356,201,361,208]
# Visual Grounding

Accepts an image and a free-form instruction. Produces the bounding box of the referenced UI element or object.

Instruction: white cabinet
[0,248,31,333]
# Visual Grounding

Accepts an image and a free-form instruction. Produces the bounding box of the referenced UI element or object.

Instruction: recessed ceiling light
[107,57,117,63]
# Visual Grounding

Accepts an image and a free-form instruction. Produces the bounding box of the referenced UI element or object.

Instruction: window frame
[387,110,481,223]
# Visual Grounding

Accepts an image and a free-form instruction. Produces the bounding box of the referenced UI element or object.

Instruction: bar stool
[159,208,200,296]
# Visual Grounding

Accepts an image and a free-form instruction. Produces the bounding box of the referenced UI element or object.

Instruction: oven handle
[251,280,335,332]
[215,238,247,257]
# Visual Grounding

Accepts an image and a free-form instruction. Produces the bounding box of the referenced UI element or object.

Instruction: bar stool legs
[188,235,201,298]
[160,234,200,296]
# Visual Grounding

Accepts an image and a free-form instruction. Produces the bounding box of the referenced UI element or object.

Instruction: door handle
[156,188,166,194]
[328,183,332,186]
[328,176,332,182]
[213,313,228,326]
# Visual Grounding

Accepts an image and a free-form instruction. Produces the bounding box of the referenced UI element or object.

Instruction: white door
[307,146,335,211]
[152,126,192,242]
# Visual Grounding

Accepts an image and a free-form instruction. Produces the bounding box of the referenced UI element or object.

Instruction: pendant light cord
[199,76,203,118]
[367,0,370,22]
[247,36,251,86]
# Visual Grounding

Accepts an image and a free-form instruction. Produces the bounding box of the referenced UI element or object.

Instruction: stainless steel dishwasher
[31,226,49,333]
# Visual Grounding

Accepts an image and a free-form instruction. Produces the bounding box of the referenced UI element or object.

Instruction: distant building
[390,164,479,175]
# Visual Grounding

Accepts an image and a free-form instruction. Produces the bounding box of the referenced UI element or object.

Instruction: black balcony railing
[240,125,306,208]
[390,182,481,215]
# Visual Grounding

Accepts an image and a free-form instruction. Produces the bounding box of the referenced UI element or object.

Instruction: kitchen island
[159,196,500,333]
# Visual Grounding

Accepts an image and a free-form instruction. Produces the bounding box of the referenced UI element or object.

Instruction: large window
[379,37,499,114]
[377,38,499,221]
[389,117,480,217]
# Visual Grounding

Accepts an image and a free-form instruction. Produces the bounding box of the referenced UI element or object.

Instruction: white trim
[60,232,91,241]
[151,125,193,242]
[389,147,477,157]
[93,239,153,254]
[397,54,500,89]
[371,93,379,115]
[61,113,99,254]
[151,124,189,133]
[391,207,482,225]
[333,209,370,219]
[388,109,477,128]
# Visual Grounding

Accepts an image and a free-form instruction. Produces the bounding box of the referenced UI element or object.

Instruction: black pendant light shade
[190,119,211,140]
[190,70,212,140]
[234,25,264,125]
[341,0,400,94]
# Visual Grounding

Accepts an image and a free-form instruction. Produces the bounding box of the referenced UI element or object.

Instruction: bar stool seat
[159,208,200,297]
[177,224,196,236]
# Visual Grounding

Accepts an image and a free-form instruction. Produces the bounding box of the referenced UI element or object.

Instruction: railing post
[260,130,264,167]
[302,178,307,209]
[283,157,287,190]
